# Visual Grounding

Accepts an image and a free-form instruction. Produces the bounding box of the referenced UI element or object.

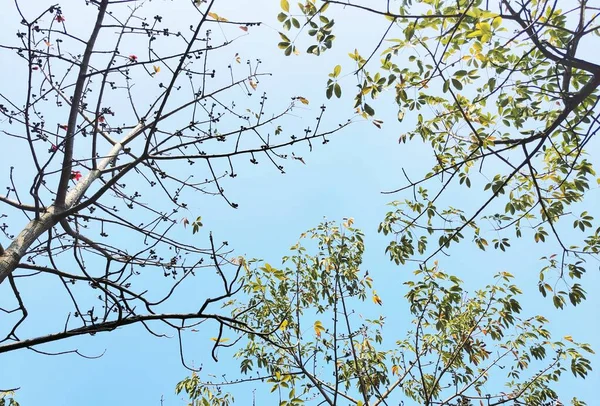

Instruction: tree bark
[0,123,143,285]
[0,210,57,283]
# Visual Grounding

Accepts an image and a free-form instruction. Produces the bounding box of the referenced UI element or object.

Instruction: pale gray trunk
[0,123,143,285]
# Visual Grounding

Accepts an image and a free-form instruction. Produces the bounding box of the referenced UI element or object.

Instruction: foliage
[176,372,234,406]
[177,221,593,405]
[0,392,19,406]
[277,0,600,309]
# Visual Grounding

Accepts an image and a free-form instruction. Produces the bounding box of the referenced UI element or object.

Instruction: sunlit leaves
[467,21,493,42]
[313,320,325,337]
[325,65,343,99]
[207,12,228,22]
[280,0,289,13]
[176,373,234,406]
[0,392,19,406]
[573,211,594,232]
[278,1,334,56]
[277,32,298,56]
[325,82,341,99]
[191,216,203,234]
[295,96,309,105]
[278,1,600,317]
[182,221,593,405]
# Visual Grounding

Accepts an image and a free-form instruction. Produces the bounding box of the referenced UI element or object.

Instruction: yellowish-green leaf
[314,320,325,337]
[208,12,228,22]
[492,16,502,29]
[333,64,341,77]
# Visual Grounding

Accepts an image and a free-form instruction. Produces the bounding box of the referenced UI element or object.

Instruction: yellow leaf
[210,337,230,343]
[281,0,290,12]
[391,365,399,375]
[296,96,309,105]
[372,291,383,305]
[279,319,289,330]
[314,320,324,337]
[564,335,573,342]
[153,65,160,74]
[249,79,257,90]
[208,12,228,22]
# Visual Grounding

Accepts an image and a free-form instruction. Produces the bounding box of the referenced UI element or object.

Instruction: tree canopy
[1,0,598,404]
[177,221,592,406]
[277,0,600,309]
[176,0,600,404]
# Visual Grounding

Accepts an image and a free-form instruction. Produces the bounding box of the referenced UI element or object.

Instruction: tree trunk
[0,209,58,284]
[0,123,143,285]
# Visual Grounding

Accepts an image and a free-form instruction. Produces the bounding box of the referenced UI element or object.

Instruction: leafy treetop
[276,0,600,309]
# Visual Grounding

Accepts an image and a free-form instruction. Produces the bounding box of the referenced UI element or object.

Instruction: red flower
[59,124,68,131]
[55,15,65,23]
[98,115,105,123]
[48,144,58,153]
[128,54,138,63]
[71,171,82,181]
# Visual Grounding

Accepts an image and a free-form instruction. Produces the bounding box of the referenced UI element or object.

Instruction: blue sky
[0,0,598,404]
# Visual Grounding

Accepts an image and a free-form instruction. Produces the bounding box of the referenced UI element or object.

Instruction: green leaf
[364,103,375,116]
[334,83,342,98]
[326,85,333,99]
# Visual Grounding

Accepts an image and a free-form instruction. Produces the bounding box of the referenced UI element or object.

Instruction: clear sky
[0,0,598,405]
